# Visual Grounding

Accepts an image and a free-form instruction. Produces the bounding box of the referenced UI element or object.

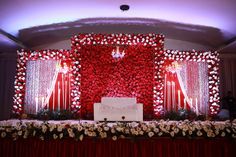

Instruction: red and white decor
[1,33,234,157]
[71,33,164,118]
[12,33,220,118]
[12,49,81,115]
[162,50,220,116]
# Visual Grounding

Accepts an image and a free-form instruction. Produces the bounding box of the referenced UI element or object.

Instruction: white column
[167,81,171,111]
[62,74,65,110]
[53,89,55,111]
[195,98,198,115]
[178,90,181,110]
[35,97,39,114]
[164,74,167,110]
[65,80,68,110]
[172,81,176,111]
[58,82,60,111]
[184,98,186,110]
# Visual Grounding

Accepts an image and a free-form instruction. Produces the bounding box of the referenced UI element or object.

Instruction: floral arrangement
[71,33,165,117]
[13,49,80,115]
[164,50,220,115]
[1,120,235,141]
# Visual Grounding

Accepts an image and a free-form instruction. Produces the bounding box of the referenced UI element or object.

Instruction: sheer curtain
[24,60,59,114]
[178,61,209,115]
[164,61,209,115]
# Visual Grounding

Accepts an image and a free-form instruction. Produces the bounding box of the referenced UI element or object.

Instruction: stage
[4,33,232,157]
[0,119,236,157]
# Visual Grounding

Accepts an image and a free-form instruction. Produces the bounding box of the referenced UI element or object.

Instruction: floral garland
[12,49,80,114]
[71,33,165,116]
[164,50,220,115]
[0,120,235,141]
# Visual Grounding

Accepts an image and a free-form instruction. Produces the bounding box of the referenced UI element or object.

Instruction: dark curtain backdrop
[0,54,16,120]
[0,138,235,157]
[220,57,236,98]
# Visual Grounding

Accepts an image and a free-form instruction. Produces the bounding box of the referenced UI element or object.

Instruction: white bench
[94,97,143,121]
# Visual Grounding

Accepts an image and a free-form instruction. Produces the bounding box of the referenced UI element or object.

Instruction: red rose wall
[71,34,164,118]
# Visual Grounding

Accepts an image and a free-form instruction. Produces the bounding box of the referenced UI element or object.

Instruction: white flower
[125,129,130,134]
[165,125,170,131]
[53,134,58,139]
[88,131,93,137]
[69,132,75,138]
[112,136,117,141]
[148,131,154,137]
[79,134,84,141]
[59,133,63,139]
[84,129,89,135]
[100,132,107,138]
[142,125,148,131]
[17,131,23,136]
[67,128,73,134]
[158,132,163,136]
[104,126,109,131]
[182,131,186,136]
[221,132,226,137]
[153,128,159,133]
[77,125,83,132]
[215,130,219,135]
[130,122,138,127]
[232,134,236,138]
[116,127,123,132]
[42,125,47,133]
[40,136,44,140]
[130,128,135,134]
[226,128,231,133]
[49,124,56,132]
[188,130,193,135]
[33,130,36,136]
[1,132,6,138]
[197,131,202,136]
[57,125,63,132]
[111,128,116,133]
[139,130,144,135]
[97,127,103,132]
[6,128,11,132]
[170,131,175,137]
[120,135,125,139]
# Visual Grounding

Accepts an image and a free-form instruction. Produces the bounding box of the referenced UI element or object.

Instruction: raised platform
[0,119,236,157]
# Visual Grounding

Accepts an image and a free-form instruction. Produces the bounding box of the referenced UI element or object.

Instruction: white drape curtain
[24,60,59,114]
[177,61,209,115]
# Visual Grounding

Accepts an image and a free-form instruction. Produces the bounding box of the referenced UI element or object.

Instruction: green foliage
[162,109,206,121]
[35,109,75,120]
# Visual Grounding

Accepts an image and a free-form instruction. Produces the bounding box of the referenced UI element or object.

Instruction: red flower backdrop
[12,49,80,114]
[13,35,220,117]
[71,33,164,118]
[164,50,220,115]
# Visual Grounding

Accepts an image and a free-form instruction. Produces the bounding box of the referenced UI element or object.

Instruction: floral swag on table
[0,120,236,141]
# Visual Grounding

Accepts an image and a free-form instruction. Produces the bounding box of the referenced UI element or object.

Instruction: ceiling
[0,0,236,55]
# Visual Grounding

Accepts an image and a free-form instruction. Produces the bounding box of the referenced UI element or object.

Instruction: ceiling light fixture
[120,4,130,11]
